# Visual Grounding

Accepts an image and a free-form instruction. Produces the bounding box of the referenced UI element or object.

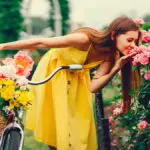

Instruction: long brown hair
[75,16,140,48]
[75,16,142,112]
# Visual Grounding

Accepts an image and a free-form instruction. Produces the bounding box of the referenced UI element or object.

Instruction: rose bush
[108,19,150,150]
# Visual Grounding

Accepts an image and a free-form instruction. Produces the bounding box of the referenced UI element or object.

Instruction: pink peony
[143,34,150,43]
[133,18,145,25]
[144,72,150,80]
[14,51,34,77]
[138,120,148,131]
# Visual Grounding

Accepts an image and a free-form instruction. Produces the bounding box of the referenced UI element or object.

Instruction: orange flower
[14,51,34,77]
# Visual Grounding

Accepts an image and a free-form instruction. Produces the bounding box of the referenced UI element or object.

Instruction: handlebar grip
[68,64,82,70]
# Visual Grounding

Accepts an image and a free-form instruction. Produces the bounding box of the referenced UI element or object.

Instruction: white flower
[0,65,17,79]
[16,76,29,88]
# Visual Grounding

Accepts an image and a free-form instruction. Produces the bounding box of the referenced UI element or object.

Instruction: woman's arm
[90,53,136,93]
[90,61,118,92]
[0,33,90,50]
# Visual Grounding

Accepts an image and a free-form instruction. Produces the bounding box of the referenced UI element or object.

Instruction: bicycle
[0,64,82,150]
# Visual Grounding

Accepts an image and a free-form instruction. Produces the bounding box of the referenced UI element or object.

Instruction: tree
[0,0,24,56]
[48,0,70,35]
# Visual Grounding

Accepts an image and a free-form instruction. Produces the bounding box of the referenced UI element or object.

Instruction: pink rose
[132,140,136,143]
[144,72,150,80]
[133,18,145,25]
[143,34,150,43]
[111,139,118,146]
[113,107,122,116]
[109,105,115,110]
[130,46,150,66]
[138,120,148,131]
[108,116,113,125]
[127,144,134,150]
[138,54,149,65]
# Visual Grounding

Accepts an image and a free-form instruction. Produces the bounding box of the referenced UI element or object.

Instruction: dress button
[70,71,74,75]
[68,80,71,84]
[69,143,72,147]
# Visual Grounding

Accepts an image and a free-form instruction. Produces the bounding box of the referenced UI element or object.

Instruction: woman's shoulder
[67,32,90,44]
[64,32,91,51]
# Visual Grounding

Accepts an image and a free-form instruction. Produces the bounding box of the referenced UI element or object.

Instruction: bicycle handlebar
[28,64,82,85]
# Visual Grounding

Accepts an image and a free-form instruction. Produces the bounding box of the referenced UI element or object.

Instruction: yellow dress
[25,45,103,150]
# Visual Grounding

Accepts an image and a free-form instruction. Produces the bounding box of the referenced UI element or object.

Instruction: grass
[24,129,49,150]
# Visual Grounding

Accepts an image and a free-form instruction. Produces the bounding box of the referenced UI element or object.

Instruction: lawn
[24,129,49,150]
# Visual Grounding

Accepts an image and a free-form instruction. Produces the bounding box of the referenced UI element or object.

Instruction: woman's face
[115,30,139,55]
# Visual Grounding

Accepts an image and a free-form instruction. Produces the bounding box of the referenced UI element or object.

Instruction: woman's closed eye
[127,38,138,44]
[127,38,134,43]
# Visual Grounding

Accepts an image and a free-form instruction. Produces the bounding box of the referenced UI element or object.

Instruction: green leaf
[129,89,137,96]
[132,66,138,71]
[0,97,3,105]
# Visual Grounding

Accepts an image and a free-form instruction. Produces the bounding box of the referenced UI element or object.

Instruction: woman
[0,16,141,150]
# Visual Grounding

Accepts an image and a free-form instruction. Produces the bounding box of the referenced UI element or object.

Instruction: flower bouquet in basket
[0,51,34,135]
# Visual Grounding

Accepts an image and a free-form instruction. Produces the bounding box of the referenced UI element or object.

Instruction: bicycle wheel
[3,129,21,150]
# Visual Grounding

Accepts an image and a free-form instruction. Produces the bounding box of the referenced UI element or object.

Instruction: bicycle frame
[0,110,24,150]
[0,120,24,150]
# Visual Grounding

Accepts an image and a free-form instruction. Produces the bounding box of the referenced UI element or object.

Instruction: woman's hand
[112,53,136,71]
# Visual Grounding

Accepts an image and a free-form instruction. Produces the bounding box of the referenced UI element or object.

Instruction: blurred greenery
[141,22,150,31]
[49,0,70,35]
[102,86,118,106]
[0,0,23,57]
[24,130,49,150]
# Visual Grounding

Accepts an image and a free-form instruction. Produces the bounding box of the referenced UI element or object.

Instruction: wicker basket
[0,112,7,136]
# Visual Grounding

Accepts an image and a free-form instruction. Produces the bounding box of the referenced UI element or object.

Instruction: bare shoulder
[64,32,90,46]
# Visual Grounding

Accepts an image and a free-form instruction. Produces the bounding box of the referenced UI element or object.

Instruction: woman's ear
[111,31,115,40]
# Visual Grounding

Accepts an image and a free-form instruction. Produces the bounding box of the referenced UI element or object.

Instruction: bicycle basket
[0,112,7,136]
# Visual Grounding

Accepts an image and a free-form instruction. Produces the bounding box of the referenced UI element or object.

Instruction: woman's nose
[130,42,136,48]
